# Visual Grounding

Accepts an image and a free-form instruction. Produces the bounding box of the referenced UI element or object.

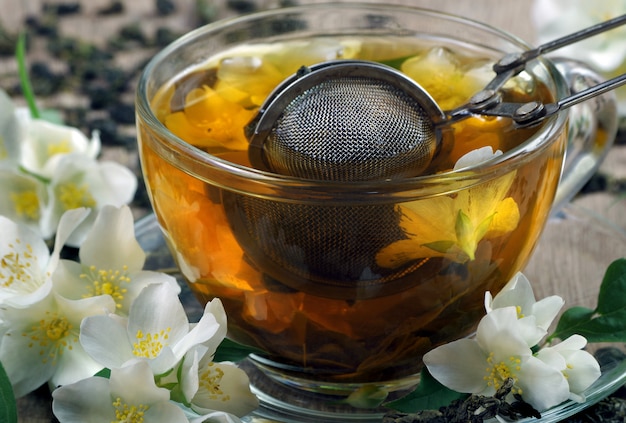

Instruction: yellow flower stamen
[483,352,523,395]
[112,397,149,423]
[80,265,130,309]
[56,182,96,210]
[10,190,40,220]
[132,328,171,358]
[47,139,72,156]
[516,305,525,319]
[1,239,40,290]
[199,362,231,402]
[23,311,77,364]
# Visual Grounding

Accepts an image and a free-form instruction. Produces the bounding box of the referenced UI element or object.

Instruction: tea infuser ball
[245,14,626,181]
[246,61,445,181]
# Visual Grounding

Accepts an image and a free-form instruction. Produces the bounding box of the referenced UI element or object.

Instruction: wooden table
[1,0,625,421]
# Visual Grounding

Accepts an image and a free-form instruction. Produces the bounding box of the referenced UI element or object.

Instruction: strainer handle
[550,58,618,213]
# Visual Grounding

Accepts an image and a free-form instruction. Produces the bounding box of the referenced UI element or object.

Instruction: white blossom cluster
[0,89,136,247]
[0,205,258,422]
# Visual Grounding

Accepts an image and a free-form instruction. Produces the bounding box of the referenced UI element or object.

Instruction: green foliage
[16,32,40,119]
[549,258,626,343]
[0,361,17,423]
[213,338,264,362]
[384,367,466,413]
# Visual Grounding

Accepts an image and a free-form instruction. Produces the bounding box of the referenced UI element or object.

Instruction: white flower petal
[191,361,259,417]
[118,271,181,315]
[423,338,489,393]
[80,314,135,369]
[19,119,101,177]
[47,208,90,272]
[96,161,138,205]
[48,342,104,389]
[79,205,145,272]
[489,272,536,312]
[177,299,228,359]
[0,166,47,235]
[1,292,114,397]
[0,322,56,397]
[180,348,203,403]
[173,312,221,361]
[0,215,51,307]
[110,361,170,404]
[453,146,502,170]
[41,154,137,247]
[536,347,567,370]
[128,283,190,346]
[516,315,548,347]
[562,349,601,395]
[52,361,188,423]
[539,335,601,396]
[476,308,531,358]
[52,376,115,422]
[551,334,588,352]
[530,295,565,330]
[517,356,570,411]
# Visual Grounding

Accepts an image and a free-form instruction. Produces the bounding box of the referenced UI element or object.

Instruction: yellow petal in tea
[376,171,520,267]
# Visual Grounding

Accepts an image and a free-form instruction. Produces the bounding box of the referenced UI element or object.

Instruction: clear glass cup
[135,4,616,421]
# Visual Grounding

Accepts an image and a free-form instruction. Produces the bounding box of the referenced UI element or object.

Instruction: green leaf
[0,361,17,423]
[15,32,40,119]
[93,368,111,378]
[384,367,466,413]
[213,338,265,362]
[549,258,626,343]
[379,55,413,70]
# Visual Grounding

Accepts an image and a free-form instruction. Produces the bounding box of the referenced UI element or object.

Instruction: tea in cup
[136,4,616,420]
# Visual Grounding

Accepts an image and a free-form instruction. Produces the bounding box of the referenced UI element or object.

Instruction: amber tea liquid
[139,36,566,384]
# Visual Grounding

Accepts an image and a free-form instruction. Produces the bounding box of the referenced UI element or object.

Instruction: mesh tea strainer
[246,14,626,181]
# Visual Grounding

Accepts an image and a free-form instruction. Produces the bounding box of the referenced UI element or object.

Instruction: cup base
[240,356,420,422]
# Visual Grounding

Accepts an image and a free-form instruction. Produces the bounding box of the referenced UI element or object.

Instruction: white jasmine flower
[0,208,89,308]
[79,283,227,375]
[0,290,115,397]
[17,116,101,178]
[52,361,187,423]
[423,307,570,411]
[536,335,601,402]
[485,272,565,346]
[52,205,180,315]
[0,165,47,234]
[40,153,137,246]
[178,346,258,417]
[453,146,503,170]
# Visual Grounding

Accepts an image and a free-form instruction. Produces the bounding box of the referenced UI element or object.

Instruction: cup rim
[135,2,569,199]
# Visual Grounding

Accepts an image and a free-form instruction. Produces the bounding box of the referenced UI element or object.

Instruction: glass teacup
[136,4,616,420]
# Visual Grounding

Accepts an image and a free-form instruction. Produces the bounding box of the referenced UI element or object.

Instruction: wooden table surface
[1,0,625,421]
